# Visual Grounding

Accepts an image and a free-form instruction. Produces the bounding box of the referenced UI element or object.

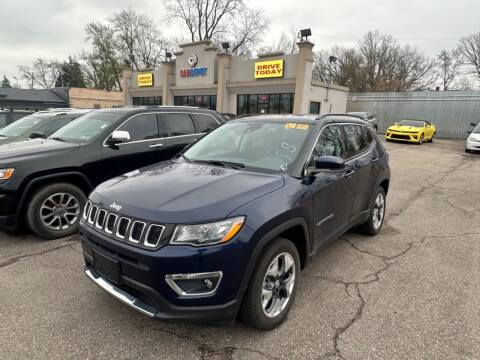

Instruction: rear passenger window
[162,113,195,136]
[118,113,158,141]
[343,125,369,157]
[314,125,347,159]
[194,114,219,133]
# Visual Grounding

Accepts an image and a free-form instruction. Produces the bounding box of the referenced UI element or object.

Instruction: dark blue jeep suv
[80,114,390,330]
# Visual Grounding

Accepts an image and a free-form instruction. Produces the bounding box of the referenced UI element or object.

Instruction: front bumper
[466,139,480,151]
[80,223,254,323]
[385,131,422,143]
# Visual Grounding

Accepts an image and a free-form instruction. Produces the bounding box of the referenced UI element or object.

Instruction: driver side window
[314,125,347,159]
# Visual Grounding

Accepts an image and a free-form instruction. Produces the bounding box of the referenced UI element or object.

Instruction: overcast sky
[1,0,479,85]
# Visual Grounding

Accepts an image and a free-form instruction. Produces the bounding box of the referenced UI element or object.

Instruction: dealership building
[122,40,348,115]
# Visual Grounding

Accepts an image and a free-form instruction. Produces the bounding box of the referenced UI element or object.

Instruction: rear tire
[240,238,300,330]
[26,183,86,239]
[358,187,386,236]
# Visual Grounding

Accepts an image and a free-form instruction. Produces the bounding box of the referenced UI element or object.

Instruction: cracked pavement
[0,139,479,359]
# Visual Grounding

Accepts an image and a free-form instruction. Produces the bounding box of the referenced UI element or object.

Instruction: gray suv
[348,112,378,131]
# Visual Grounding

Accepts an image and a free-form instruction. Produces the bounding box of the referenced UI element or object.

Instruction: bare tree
[110,9,169,70]
[81,22,123,91]
[228,5,269,56]
[257,29,298,55]
[313,31,436,92]
[166,0,268,55]
[18,59,60,89]
[458,32,480,78]
[166,0,241,41]
[436,49,462,90]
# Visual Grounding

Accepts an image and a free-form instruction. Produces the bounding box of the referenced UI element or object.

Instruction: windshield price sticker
[285,123,309,130]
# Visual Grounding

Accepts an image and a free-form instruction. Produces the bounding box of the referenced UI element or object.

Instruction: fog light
[165,272,223,297]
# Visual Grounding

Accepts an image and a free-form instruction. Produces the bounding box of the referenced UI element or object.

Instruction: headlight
[0,168,14,180]
[170,217,245,246]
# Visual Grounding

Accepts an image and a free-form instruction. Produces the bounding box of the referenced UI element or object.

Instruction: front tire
[26,183,86,239]
[358,187,386,235]
[240,238,300,330]
[417,134,424,145]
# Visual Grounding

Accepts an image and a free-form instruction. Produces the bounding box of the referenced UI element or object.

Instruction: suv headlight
[0,168,14,180]
[170,217,245,246]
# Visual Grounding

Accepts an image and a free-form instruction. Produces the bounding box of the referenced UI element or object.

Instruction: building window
[132,96,162,106]
[237,93,294,115]
[174,95,217,110]
[309,102,321,114]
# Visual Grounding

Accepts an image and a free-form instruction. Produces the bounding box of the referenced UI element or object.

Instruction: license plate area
[93,250,121,285]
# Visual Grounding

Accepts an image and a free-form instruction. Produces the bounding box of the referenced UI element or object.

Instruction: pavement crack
[387,156,467,222]
[0,241,77,269]
[133,323,278,359]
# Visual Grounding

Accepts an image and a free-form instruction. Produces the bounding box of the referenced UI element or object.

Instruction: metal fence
[347,91,480,139]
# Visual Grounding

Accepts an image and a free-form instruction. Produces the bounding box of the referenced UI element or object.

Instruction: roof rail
[317,113,367,120]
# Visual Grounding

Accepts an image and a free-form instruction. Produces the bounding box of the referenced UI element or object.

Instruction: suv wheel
[358,187,386,235]
[240,238,300,330]
[26,183,86,239]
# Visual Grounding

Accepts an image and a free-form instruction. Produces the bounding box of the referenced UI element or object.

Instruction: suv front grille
[82,200,166,250]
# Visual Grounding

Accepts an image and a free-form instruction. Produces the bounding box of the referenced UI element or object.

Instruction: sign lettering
[255,60,284,79]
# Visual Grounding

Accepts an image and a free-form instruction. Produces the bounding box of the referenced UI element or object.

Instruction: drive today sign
[255,59,284,79]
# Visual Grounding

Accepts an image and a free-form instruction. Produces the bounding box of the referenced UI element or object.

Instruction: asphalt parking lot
[0,139,479,360]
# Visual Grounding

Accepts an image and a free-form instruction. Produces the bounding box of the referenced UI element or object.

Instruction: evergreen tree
[55,57,86,88]
[1,75,12,88]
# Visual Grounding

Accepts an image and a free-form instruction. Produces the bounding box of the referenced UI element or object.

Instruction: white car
[465,122,480,153]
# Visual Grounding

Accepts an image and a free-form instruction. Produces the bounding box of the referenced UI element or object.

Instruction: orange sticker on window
[296,124,309,130]
[285,123,297,129]
[285,123,309,130]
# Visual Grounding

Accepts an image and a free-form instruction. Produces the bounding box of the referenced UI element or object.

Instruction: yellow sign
[285,123,309,130]
[255,59,284,79]
[137,73,153,87]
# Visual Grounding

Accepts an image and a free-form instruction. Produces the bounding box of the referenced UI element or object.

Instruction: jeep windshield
[0,114,46,137]
[183,120,312,173]
[49,111,122,143]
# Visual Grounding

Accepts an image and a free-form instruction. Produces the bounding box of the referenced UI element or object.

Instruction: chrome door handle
[150,143,164,148]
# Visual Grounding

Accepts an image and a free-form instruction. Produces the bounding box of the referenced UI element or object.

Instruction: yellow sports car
[385,119,436,144]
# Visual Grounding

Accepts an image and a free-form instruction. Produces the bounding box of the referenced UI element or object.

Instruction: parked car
[80,114,390,330]
[0,109,91,146]
[0,110,34,129]
[465,122,480,153]
[220,113,236,121]
[0,106,224,238]
[347,112,378,131]
[385,119,436,144]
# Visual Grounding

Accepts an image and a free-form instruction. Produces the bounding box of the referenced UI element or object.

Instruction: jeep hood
[90,161,285,223]
[0,138,80,163]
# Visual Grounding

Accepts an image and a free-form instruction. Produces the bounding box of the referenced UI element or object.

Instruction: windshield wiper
[50,137,66,142]
[177,153,191,163]
[191,159,246,169]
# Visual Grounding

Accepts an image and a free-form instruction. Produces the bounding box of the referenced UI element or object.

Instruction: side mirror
[394,122,399,126]
[107,130,130,146]
[315,156,346,170]
[306,156,346,177]
[29,132,46,139]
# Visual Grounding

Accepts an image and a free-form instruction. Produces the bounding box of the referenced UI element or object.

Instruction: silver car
[348,112,378,131]
[466,122,480,153]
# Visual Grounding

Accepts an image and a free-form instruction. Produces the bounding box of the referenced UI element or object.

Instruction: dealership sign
[255,60,284,79]
[137,73,153,87]
[180,53,208,78]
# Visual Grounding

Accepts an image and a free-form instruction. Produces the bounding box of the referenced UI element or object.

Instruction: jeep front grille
[82,201,166,249]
